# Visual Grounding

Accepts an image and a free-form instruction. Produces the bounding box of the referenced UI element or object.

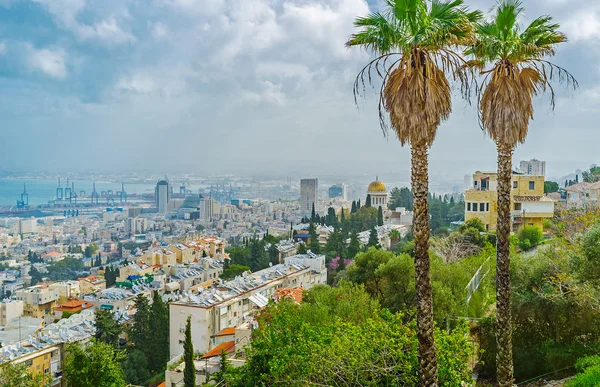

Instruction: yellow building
[14,344,62,386]
[78,275,107,294]
[464,171,555,232]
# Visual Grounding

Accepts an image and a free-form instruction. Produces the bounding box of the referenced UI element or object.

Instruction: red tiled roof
[274,287,304,304]
[213,327,235,337]
[200,341,235,360]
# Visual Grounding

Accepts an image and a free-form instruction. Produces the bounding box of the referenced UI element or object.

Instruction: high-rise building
[300,178,318,215]
[519,159,546,177]
[18,218,37,235]
[156,178,170,214]
[328,184,348,200]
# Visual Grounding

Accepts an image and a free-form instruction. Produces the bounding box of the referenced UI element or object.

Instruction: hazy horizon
[1,0,598,180]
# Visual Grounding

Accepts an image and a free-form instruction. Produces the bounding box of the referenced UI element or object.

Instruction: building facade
[300,178,318,215]
[169,253,326,359]
[464,171,554,232]
[328,184,347,200]
[156,179,171,214]
[519,159,546,177]
[367,177,388,208]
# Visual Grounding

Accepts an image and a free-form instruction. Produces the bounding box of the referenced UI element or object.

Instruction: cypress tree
[340,208,345,222]
[309,222,321,254]
[183,316,195,387]
[365,194,372,208]
[148,291,170,373]
[347,230,360,258]
[377,206,384,226]
[130,295,151,358]
[357,199,361,209]
[351,201,357,214]
[367,226,380,249]
[311,203,316,222]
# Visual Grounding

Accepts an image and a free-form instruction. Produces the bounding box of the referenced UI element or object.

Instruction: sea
[0,179,159,206]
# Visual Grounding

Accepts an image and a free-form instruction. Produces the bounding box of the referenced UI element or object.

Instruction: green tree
[94,309,122,347]
[0,361,50,387]
[377,206,384,226]
[221,264,251,280]
[582,166,600,183]
[365,194,372,208]
[311,203,316,222]
[148,291,170,373]
[184,316,196,387]
[64,341,126,387]
[347,230,361,259]
[389,187,413,211]
[351,201,357,214]
[517,225,542,251]
[122,349,152,386]
[367,226,380,249]
[130,294,151,360]
[544,181,559,193]
[466,2,575,384]
[347,3,480,383]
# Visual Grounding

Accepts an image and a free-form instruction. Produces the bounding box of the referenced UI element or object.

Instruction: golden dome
[368,177,387,193]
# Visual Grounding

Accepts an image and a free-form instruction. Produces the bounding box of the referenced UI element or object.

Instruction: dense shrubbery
[225,283,474,387]
[517,225,543,250]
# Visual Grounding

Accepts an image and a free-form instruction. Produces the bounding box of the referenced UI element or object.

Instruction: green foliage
[308,222,321,254]
[64,341,126,387]
[46,257,84,281]
[148,291,170,373]
[0,361,50,387]
[227,283,474,387]
[367,226,380,249]
[517,225,542,250]
[544,181,559,193]
[389,187,413,211]
[567,356,600,387]
[122,349,152,386]
[582,166,600,183]
[94,309,122,347]
[459,218,485,233]
[195,224,205,232]
[184,316,196,387]
[221,264,251,280]
[377,206,384,226]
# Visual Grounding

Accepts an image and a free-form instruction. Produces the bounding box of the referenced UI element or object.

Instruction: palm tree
[347,1,480,385]
[465,2,576,385]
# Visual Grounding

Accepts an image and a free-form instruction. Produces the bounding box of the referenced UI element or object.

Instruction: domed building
[367,177,388,208]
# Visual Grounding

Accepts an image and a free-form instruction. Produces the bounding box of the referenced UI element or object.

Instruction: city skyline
[0,0,598,178]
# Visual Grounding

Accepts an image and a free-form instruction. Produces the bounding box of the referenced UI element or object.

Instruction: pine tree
[377,206,384,227]
[183,316,196,387]
[130,295,151,359]
[148,291,170,373]
[365,194,372,208]
[311,203,316,222]
[367,226,380,249]
[351,201,357,214]
[347,230,360,258]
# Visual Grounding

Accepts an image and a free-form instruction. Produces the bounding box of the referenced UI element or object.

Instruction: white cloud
[26,46,67,79]
[241,81,286,105]
[32,0,135,45]
[0,42,6,55]
[150,21,169,39]
[563,11,600,41]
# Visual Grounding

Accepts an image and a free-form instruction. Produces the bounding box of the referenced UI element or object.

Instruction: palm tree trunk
[411,140,438,387]
[496,143,514,387]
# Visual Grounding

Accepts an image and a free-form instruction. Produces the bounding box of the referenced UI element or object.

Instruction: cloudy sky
[0,0,597,181]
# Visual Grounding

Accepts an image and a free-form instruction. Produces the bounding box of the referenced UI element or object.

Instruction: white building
[300,178,318,215]
[367,177,388,208]
[169,253,326,359]
[519,159,546,177]
[18,218,37,235]
[127,217,149,234]
[0,300,24,326]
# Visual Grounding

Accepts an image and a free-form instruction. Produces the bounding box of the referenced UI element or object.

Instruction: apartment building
[565,181,600,208]
[465,171,555,232]
[169,253,327,359]
[78,275,107,294]
[15,286,59,322]
[0,300,23,326]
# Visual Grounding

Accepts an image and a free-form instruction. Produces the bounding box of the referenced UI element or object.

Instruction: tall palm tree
[465,2,576,386]
[347,1,480,385]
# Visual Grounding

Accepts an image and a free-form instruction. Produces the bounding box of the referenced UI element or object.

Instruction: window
[513,181,518,189]
[514,203,522,210]
[467,203,471,211]
[486,203,490,211]
[529,181,535,190]
[485,224,489,231]
[473,203,478,212]
[480,203,485,211]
